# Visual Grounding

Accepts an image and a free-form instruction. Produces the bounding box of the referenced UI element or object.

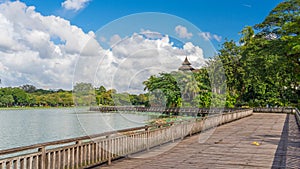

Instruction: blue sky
[0,0,282,90]
[22,0,282,48]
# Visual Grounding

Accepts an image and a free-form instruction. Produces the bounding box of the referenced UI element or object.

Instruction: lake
[0,108,157,150]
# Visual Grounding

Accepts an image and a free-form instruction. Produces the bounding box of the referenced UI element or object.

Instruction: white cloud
[175,25,193,39]
[0,1,100,89]
[198,32,222,42]
[140,29,163,39]
[0,14,25,52]
[109,34,122,47]
[242,4,252,8]
[99,36,106,42]
[213,34,222,42]
[198,32,211,41]
[0,1,208,93]
[61,0,91,11]
[93,33,205,94]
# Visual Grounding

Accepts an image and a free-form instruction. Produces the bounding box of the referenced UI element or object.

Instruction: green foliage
[73,82,95,106]
[112,93,131,106]
[0,94,14,107]
[147,116,195,127]
[142,0,299,108]
[129,93,149,106]
[218,0,300,107]
[0,83,150,108]
[174,71,200,106]
[21,84,37,93]
[143,73,182,107]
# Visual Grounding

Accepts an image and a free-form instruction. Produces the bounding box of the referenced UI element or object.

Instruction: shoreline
[0,106,87,110]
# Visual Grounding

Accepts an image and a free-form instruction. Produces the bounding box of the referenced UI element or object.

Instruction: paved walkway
[94,113,300,169]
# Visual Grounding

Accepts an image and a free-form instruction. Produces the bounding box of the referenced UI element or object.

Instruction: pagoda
[178,56,195,71]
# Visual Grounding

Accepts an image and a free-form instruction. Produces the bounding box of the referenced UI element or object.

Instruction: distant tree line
[0,83,149,108]
[72,82,149,107]
[0,85,73,107]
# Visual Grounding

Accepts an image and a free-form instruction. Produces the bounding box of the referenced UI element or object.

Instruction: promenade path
[94,113,300,169]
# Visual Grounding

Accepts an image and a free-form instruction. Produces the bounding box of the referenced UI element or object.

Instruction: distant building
[178,56,199,72]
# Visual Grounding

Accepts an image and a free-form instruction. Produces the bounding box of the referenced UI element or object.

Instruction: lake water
[0,108,156,150]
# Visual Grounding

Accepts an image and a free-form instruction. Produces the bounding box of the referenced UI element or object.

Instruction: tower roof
[178,56,195,71]
[182,57,191,65]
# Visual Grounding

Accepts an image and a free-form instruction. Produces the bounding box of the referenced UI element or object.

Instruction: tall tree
[21,84,37,93]
[143,73,182,107]
[255,0,300,94]
[73,82,95,106]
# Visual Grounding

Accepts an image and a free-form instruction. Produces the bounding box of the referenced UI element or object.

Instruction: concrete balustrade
[253,107,296,114]
[90,106,244,116]
[294,108,300,126]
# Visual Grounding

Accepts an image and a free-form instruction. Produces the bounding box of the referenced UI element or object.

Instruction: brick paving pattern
[93,113,300,169]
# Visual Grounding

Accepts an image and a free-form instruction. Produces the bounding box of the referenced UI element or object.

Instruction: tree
[73,82,95,106]
[21,84,37,93]
[233,0,300,107]
[137,93,149,106]
[57,91,73,107]
[174,72,200,107]
[207,0,300,107]
[11,88,29,106]
[96,86,107,94]
[254,0,300,103]
[0,95,14,107]
[113,93,131,106]
[143,73,182,107]
[218,40,243,107]
[193,68,212,107]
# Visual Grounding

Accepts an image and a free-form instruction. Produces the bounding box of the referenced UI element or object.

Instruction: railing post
[5,161,11,169]
[171,123,174,142]
[146,126,150,151]
[159,125,163,146]
[75,141,81,168]
[107,135,112,165]
[181,121,184,140]
[38,147,46,169]
[189,121,193,136]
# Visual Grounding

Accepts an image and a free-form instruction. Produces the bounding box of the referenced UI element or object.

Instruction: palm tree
[174,72,200,106]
